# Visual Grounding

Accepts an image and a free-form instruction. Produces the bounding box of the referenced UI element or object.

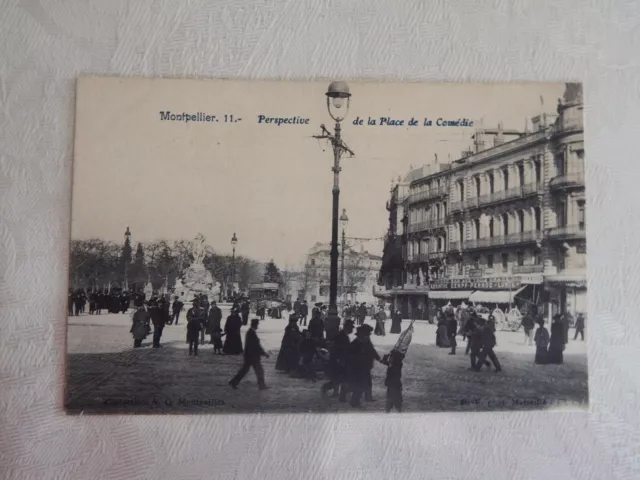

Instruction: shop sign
[519,275,544,285]
[429,276,521,290]
[469,269,484,278]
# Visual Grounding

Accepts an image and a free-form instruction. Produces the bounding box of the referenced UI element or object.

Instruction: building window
[535,159,541,183]
[487,254,494,269]
[473,256,480,269]
[503,169,509,190]
[435,204,441,221]
[489,172,495,193]
[578,200,585,230]
[489,218,494,237]
[517,251,524,266]
[501,253,508,272]
[442,201,447,219]
[475,176,481,197]
[458,222,464,243]
[557,200,567,227]
[518,210,525,233]
[535,206,541,231]
[502,213,509,235]
[474,218,481,239]
[459,181,465,202]
[457,259,463,275]
[310,259,315,266]
[311,295,317,302]
[534,251,542,265]
[557,151,566,176]
[518,163,525,186]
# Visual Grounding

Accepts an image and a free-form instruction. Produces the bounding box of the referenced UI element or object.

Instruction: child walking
[382,349,404,413]
[212,327,225,354]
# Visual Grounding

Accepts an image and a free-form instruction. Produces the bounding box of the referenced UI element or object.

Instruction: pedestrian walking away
[229,319,270,390]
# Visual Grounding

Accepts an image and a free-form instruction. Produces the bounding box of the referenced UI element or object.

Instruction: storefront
[543,273,587,321]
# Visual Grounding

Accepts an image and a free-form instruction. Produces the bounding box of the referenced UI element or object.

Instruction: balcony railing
[463,230,543,250]
[408,186,448,204]
[512,264,544,274]
[407,253,430,263]
[428,251,446,261]
[449,241,461,252]
[407,219,446,233]
[475,183,543,209]
[546,224,586,239]
[450,201,463,213]
[549,172,585,191]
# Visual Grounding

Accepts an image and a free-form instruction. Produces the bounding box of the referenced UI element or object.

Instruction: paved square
[65,310,588,413]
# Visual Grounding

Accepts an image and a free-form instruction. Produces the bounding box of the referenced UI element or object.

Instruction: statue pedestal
[175,263,220,302]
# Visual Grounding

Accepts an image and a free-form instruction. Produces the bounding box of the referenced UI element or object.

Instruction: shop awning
[428,290,474,300]
[468,286,527,304]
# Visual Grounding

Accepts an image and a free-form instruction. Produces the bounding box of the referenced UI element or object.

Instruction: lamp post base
[325,306,341,341]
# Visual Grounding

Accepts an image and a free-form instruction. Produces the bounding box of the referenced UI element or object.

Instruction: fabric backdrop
[1,0,639,479]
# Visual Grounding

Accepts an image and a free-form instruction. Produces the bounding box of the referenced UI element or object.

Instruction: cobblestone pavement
[65,311,588,414]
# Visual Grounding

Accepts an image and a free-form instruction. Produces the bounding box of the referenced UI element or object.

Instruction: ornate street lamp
[231,233,238,297]
[340,209,349,308]
[313,81,355,340]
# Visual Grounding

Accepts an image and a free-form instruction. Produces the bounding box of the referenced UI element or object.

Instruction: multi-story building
[306,242,382,306]
[377,83,586,321]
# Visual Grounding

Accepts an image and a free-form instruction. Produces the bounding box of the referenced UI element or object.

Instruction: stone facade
[381,83,586,321]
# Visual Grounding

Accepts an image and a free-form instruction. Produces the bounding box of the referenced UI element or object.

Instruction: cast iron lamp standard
[313,81,355,341]
[340,209,349,310]
[231,233,238,298]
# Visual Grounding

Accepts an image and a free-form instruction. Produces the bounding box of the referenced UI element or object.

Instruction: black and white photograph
[65,77,587,414]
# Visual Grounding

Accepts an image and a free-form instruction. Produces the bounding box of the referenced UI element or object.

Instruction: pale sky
[72,77,565,269]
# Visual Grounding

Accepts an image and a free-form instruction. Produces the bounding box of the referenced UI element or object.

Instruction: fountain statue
[173,233,220,302]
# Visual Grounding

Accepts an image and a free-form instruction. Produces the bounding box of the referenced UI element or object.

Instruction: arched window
[459,180,465,202]
[435,204,441,221]
[502,213,509,235]
[475,176,481,197]
[489,218,494,237]
[474,218,481,239]
[518,210,525,233]
[503,169,509,190]
[535,206,541,231]
[488,172,495,193]
[458,222,464,243]
[442,201,447,219]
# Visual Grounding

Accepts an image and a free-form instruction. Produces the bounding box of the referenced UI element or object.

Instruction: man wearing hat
[300,300,309,327]
[322,319,354,399]
[347,324,380,407]
[229,318,270,390]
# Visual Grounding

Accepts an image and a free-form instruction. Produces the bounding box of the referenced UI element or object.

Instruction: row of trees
[69,238,265,293]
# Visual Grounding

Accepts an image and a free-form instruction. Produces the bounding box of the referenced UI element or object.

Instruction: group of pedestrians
[68,289,139,316]
[274,305,406,412]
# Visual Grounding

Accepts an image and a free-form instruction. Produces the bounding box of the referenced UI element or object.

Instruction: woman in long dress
[547,314,564,364]
[534,319,549,364]
[223,308,243,355]
[275,317,301,372]
[390,309,402,334]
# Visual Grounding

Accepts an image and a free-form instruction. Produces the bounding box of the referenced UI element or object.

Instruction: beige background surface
[1,1,639,479]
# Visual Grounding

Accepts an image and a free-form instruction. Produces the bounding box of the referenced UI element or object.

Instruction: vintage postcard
[66,77,587,414]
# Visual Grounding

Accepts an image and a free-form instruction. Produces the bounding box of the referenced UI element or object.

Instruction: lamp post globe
[326,81,351,122]
[339,208,349,229]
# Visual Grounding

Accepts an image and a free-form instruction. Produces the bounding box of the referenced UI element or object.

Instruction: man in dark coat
[148,298,164,348]
[348,324,380,407]
[308,308,325,341]
[275,316,301,372]
[130,306,150,348]
[474,318,502,372]
[300,300,309,326]
[229,319,269,389]
[446,311,458,355]
[358,303,367,326]
[170,296,184,325]
[322,319,354,399]
[574,313,585,341]
[207,301,223,344]
[240,301,250,326]
[293,299,301,318]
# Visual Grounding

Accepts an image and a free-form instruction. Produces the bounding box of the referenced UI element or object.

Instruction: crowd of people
[434,302,586,371]
[274,302,406,411]
[68,289,144,316]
